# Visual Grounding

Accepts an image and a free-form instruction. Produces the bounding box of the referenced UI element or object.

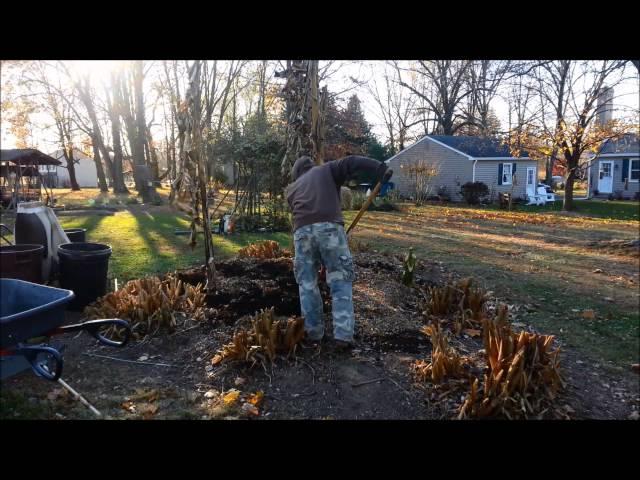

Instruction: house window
[630,159,640,182]
[502,163,513,185]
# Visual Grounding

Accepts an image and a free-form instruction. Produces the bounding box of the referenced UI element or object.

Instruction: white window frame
[502,163,513,185]
[629,158,640,182]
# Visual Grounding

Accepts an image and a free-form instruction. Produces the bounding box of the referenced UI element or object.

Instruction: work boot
[300,336,324,349]
[332,339,354,353]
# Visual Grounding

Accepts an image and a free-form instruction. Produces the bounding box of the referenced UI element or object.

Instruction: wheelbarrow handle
[15,345,64,382]
[56,319,132,348]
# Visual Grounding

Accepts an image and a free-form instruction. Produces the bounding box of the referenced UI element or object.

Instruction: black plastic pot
[0,244,44,283]
[57,243,112,311]
[63,228,86,243]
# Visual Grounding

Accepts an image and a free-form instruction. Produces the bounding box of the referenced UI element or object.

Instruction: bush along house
[384,135,538,202]
[587,133,640,200]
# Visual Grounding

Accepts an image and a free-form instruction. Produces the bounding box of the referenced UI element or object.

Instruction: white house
[48,149,99,188]
[385,135,538,202]
[586,134,639,199]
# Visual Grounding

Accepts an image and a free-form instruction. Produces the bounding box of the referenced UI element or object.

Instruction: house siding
[589,157,640,199]
[51,149,98,188]
[385,138,473,201]
[474,160,539,201]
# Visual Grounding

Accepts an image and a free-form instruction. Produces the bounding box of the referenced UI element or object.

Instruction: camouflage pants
[293,222,355,342]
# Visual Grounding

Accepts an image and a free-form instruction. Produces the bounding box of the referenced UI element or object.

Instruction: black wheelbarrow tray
[0,278,131,381]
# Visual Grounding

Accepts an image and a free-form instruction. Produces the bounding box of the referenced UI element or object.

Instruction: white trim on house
[472,159,478,182]
[630,158,640,182]
[384,135,532,166]
[587,153,640,160]
[425,136,473,160]
[471,156,532,161]
[502,163,513,185]
[384,137,432,164]
[384,135,474,164]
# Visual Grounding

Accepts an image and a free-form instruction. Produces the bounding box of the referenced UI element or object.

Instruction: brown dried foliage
[459,311,563,419]
[213,308,305,366]
[84,275,207,338]
[237,240,292,259]
[413,321,470,384]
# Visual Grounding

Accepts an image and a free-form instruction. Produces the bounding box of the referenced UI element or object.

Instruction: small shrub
[613,190,624,201]
[607,193,615,201]
[370,197,399,211]
[437,185,451,201]
[593,189,599,196]
[340,187,353,210]
[634,192,640,201]
[350,191,366,210]
[401,247,417,287]
[460,182,489,205]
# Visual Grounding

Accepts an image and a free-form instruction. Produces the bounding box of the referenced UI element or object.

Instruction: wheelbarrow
[0,278,131,382]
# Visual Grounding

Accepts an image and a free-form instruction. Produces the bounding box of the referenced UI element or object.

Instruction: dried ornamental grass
[84,274,208,338]
[412,321,470,384]
[212,308,305,367]
[458,314,563,419]
[237,240,292,259]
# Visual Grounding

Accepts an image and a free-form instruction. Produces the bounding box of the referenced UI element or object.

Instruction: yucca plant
[401,247,417,287]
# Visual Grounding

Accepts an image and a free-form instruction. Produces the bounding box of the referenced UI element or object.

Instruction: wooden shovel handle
[346,180,383,235]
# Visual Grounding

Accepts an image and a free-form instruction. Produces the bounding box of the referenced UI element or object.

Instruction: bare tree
[365,62,421,155]
[395,60,474,136]
[104,71,129,194]
[463,60,512,136]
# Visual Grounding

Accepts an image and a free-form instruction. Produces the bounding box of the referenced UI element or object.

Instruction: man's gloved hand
[382,168,393,183]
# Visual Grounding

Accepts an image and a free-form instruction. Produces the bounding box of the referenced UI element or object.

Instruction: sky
[2,60,639,151]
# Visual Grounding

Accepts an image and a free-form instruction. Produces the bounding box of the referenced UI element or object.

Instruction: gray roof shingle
[599,134,639,155]
[428,135,529,158]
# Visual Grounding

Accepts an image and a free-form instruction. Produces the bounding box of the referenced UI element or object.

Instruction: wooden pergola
[0,149,61,209]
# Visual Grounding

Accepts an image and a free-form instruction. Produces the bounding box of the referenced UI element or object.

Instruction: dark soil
[1,252,638,420]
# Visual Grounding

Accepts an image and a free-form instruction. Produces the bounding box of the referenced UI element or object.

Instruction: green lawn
[58,208,290,284]
[343,204,639,368]
[516,199,640,221]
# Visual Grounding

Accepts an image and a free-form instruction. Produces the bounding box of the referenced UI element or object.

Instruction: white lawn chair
[526,187,547,206]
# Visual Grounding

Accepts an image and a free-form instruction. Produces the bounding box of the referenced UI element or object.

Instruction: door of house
[598,161,613,193]
[526,167,536,198]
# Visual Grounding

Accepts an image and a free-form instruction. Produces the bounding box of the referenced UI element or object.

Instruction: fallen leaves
[582,310,596,320]
[223,389,241,405]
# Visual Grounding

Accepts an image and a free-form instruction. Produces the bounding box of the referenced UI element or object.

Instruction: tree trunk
[92,140,109,192]
[107,76,129,194]
[545,154,555,185]
[65,148,81,191]
[563,169,576,211]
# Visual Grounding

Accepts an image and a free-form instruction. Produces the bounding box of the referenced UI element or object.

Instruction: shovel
[319,169,393,282]
[346,169,393,235]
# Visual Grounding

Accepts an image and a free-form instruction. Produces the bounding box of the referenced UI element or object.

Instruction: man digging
[286,154,393,351]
